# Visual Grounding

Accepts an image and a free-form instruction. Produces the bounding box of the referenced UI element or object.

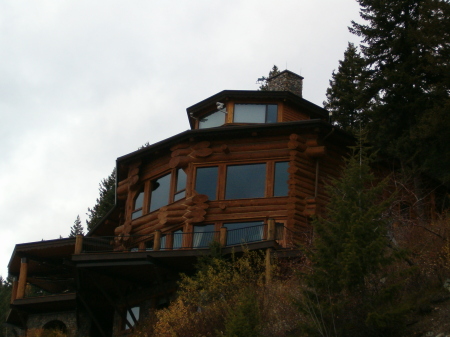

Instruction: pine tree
[69,215,84,237]
[300,136,403,336]
[324,43,370,133]
[258,65,280,91]
[310,136,391,293]
[86,169,116,232]
[0,277,12,337]
[350,0,450,183]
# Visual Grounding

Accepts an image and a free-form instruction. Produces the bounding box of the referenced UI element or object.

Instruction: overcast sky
[0,0,361,277]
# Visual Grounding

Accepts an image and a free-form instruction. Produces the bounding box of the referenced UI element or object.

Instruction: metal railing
[79,221,289,254]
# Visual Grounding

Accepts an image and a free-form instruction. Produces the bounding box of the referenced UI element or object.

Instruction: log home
[5,70,353,337]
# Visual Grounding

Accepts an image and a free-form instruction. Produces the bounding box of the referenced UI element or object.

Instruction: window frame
[193,160,289,201]
[233,103,278,124]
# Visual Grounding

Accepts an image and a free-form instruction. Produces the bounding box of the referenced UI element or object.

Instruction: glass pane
[193,224,215,248]
[134,191,144,210]
[225,164,266,199]
[149,174,171,212]
[274,161,289,197]
[224,221,264,245]
[145,240,154,251]
[266,104,278,123]
[131,209,142,220]
[199,110,225,129]
[234,104,266,123]
[176,169,187,192]
[160,235,166,250]
[174,190,185,201]
[126,306,140,328]
[173,229,183,249]
[195,166,218,200]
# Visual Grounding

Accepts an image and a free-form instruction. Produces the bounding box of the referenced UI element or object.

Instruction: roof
[185,90,328,129]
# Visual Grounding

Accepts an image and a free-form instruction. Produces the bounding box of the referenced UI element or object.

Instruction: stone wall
[25,310,90,337]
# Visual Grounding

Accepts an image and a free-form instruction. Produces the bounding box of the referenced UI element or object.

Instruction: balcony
[78,221,294,254]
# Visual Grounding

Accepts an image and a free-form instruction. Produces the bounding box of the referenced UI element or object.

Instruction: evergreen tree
[69,215,84,237]
[86,169,116,232]
[0,277,12,337]
[301,136,405,336]
[310,137,391,293]
[324,43,370,133]
[258,65,280,91]
[350,0,450,183]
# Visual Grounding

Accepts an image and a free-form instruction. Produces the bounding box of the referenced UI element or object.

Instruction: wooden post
[219,227,227,247]
[267,219,275,241]
[153,230,161,251]
[10,277,18,303]
[16,258,28,299]
[265,248,272,285]
[74,234,84,254]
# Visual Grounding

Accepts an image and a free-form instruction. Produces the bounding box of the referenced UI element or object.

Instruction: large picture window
[149,173,171,212]
[233,104,277,123]
[194,161,288,201]
[225,163,266,199]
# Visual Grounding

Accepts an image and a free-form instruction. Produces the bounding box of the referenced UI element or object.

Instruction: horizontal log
[131,212,159,227]
[192,148,214,158]
[184,209,207,218]
[208,197,288,208]
[305,146,326,158]
[171,148,191,157]
[205,204,289,215]
[205,210,286,222]
[158,209,186,220]
[192,141,211,150]
[170,143,190,151]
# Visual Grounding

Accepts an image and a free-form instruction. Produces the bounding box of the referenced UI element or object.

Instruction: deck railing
[78,221,288,254]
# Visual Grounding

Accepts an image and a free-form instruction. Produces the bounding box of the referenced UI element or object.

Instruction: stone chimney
[266,70,303,98]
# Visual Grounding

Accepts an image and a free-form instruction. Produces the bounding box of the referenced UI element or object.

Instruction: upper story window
[194,161,289,200]
[132,189,145,220]
[199,110,226,129]
[233,104,278,123]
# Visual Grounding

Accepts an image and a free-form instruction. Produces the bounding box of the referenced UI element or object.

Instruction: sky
[0,0,362,277]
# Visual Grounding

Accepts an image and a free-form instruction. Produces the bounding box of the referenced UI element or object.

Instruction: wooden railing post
[16,258,28,299]
[219,227,227,247]
[10,277,18,303]
[153,230,161,251]
[267,218,275,241]
[74,234,84,254]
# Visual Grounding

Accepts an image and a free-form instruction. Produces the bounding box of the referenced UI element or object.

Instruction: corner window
[149,173,171,212]
[274,161,289,197]
[195,166,219,200]
[225,163,266,199]
[132,189,145,220]
[174,168,187,201]
[233,104,277,123]
[199,110,225,129]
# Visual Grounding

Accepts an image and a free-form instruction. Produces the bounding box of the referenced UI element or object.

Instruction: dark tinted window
[149,174,171,212]
[132,190,145,219]
[195,166,218,200]
[174,169,187,201]
[274,161,289,197]
[173,229,183,249]
[225,163,266,199]
[193,224,216,248]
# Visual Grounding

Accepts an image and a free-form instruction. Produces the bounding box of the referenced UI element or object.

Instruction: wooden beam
[16,258,28,299]
[74,234,84,254]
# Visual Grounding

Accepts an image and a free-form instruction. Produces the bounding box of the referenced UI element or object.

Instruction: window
[174,168,187,201]
[199,110,225,129]
[194,161,289,200]
[125,306,140,329]
[132,189,145,220]
[223,221,264,245]
[274,161,289,197]
[195,166,219,200]
[149,173,171,212]
[193,224,216,248]
[225,163,266,199]
[173,229,183,249]
[146,168,187,214]
[233,104,277,123]
[160,235,167,250]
